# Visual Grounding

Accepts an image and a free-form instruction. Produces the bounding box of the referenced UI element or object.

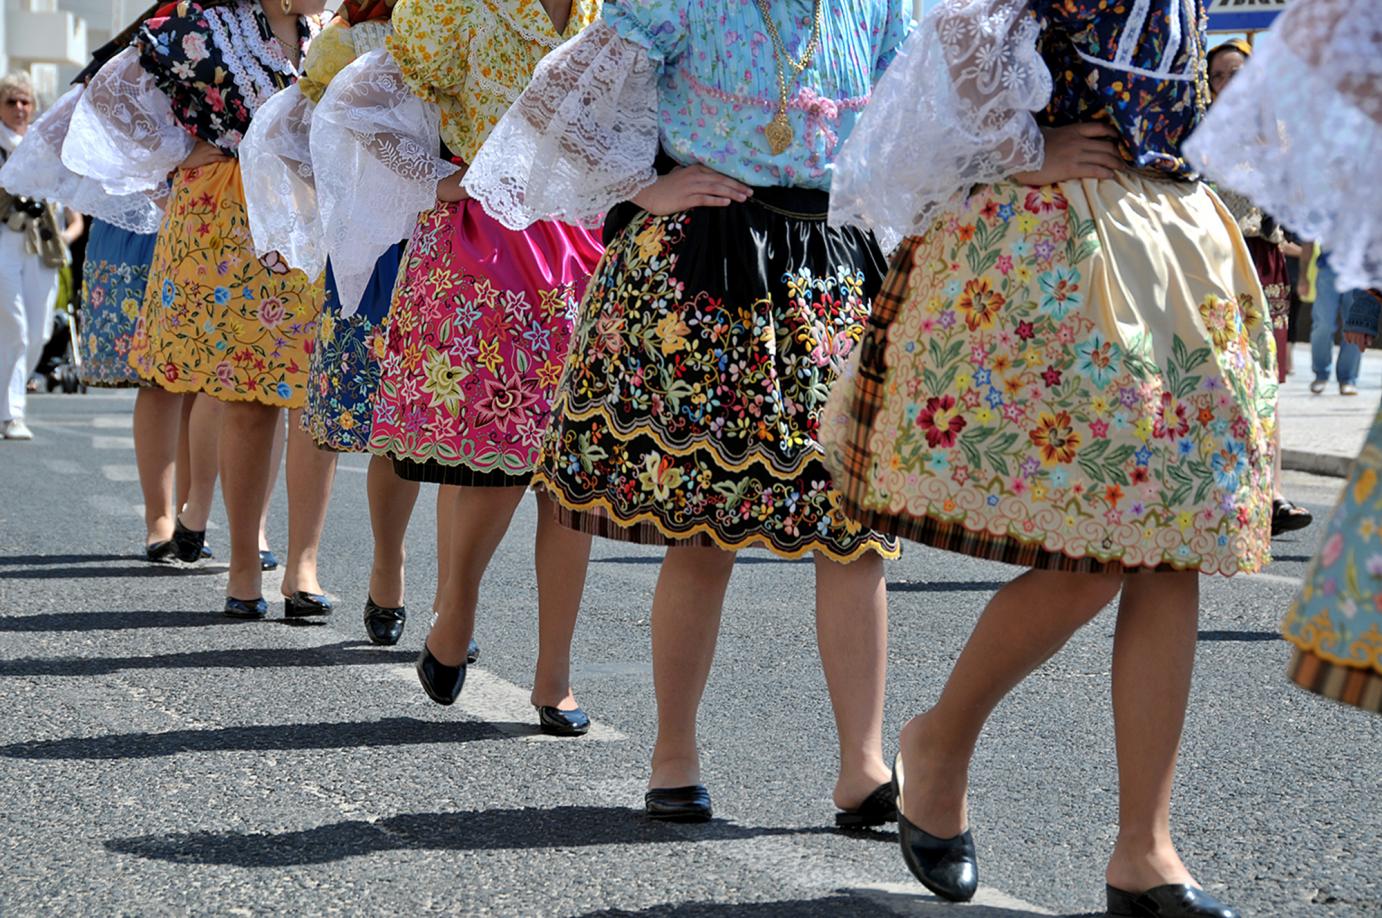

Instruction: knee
[1040,570,1123,621]
[666,544,737,578]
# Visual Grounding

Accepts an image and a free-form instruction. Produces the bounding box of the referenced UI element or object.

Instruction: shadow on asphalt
[0,564,224,580]
[592,555,810,565]
[0,609,256,632]
[0,553,134,565]
[0,716,513,760]
[572,891,1066,916]
[1197,630,1281,642]
[104,806,830,866]
[0,640,415,677]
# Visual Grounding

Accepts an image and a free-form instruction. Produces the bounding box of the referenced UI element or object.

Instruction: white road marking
[87,495,138,517]
[92,435,135,450]
[1245,572,1303,587]
[101,464,139,482]
[91,415,134,429]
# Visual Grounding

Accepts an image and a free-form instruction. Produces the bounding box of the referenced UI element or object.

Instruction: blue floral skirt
[79,219,156,388]
[303,245,404,452]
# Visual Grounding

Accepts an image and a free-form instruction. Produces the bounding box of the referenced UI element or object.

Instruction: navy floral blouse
[1036,0,1209,179]
[136,0,310,154]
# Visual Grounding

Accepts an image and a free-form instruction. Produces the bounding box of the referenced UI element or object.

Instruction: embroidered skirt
[367,200,602,486]
[128,159,323,408]
[531,189,899,562]
[1283,401,1382,713]
[303,246,404,452]
[1247,235,1291,382]
[822,174,1277,575]
[79,218,156,388]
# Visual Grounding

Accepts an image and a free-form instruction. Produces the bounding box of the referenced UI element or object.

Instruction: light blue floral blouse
[604,0,911,190]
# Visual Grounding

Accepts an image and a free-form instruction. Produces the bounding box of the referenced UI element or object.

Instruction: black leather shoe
[172,518,206,563]
[224,596,268,619]
[363,598,406,646]
[836,781,898,828]
[145,540,177,564]
[1107,884,1240,918]
[467,638,480,664]
[284,591,333,619]
[416,644,466,705]
[200,544,213,560]
[259,549,279,571]
[895,755,977,902]
[645,785,712,822]
[536,705,591,737]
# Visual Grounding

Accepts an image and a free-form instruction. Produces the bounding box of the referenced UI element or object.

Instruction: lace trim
[464,21,660,230]
[240,84,322,276]
[349,20,391,56]
[204,3,301,117]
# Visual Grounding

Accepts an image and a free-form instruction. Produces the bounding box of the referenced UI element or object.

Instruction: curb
[1282,448,1354,479]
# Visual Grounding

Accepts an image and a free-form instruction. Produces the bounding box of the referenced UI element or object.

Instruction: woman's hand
[178,141,230,172]
[1013,124,1125,186]
[436,170,470,203]
[632,164,752,215]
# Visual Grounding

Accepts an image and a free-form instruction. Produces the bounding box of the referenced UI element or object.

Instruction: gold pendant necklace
[754,0,823,156]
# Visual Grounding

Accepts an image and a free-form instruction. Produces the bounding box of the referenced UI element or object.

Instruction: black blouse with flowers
[136,0,311,154]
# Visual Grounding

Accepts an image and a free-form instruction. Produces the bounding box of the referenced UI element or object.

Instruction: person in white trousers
[0,72,72,441]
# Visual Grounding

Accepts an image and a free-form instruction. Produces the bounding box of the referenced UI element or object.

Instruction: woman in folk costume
[65,0,334,619]
[824,0,1275,912]
[467,0,910,820]
[313,0,604,733]
[0,9,224,564]
[240,0,426,645]
[1188,0,1382,714]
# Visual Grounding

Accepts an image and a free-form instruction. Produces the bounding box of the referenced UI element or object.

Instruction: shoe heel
[1106,885,1135,916]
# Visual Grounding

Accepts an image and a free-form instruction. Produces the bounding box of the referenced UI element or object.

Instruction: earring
[280,0,292,13]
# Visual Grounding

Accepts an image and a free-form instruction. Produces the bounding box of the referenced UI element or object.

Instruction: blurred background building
[2,0,147,101]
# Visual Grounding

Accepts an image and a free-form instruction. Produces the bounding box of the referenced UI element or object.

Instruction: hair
[1207,38,1252,68]
[0,72,35,106]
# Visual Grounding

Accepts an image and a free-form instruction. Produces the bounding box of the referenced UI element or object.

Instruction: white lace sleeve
[464,21,659,231]
[312,47,458,316]
[829,0,1050,242]
[62,47,194,197]
[0,85,164,234]
[240,84,324,280]
[1185,0,1382,292]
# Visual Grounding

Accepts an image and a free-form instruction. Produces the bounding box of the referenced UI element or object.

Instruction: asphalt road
[1,391,1378,916]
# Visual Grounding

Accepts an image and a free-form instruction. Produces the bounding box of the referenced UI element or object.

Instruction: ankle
[649,744,701,788]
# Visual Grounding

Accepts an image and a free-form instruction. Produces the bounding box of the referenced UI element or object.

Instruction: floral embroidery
[79,221,157,388]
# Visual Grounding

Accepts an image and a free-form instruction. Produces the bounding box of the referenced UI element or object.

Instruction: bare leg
[815,552,892,809]
[178,394,221,531]
[258,412,285,553]
[530,492,593,710]
[174,392,194,513]
[366,454,419,607]
[220,401,280,599]
[425,486,526,666]
[280,408,336,597]
[898,570,1123,837]
[1105,572,1199,893]
[648,545,736,789]
[133,386,180,546]
[432,484,460,615]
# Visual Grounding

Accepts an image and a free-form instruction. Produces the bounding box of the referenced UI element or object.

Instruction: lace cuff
[464,21,659,231]
[240,85,324,280]
[0,85,164,234]
[312,47,458,316]
[1185,0,1382,291]
[62,47,195,197]
[829,0,1050,241]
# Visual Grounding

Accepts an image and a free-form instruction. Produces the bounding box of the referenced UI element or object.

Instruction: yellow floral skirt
[822,175,1278,575]
[129,159,322,408]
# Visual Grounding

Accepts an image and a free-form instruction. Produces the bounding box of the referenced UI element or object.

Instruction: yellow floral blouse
[298,19,393,103]
[387,0,601,162]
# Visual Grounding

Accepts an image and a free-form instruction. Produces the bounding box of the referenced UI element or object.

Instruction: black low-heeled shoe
[200,544,213,560]
[224,596,268,619]
[1107,884,1240,918]
[284,591,333,619]
[835,781,897,828]
[536,705,591,737]
[259,549,279,571]
[894,754,977,902]
[466,638,480,664]
[416,644,466,705]
[145,540,177,564]
[363,598,407,646]
[645,785,712,822]
[171,518,206,563]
